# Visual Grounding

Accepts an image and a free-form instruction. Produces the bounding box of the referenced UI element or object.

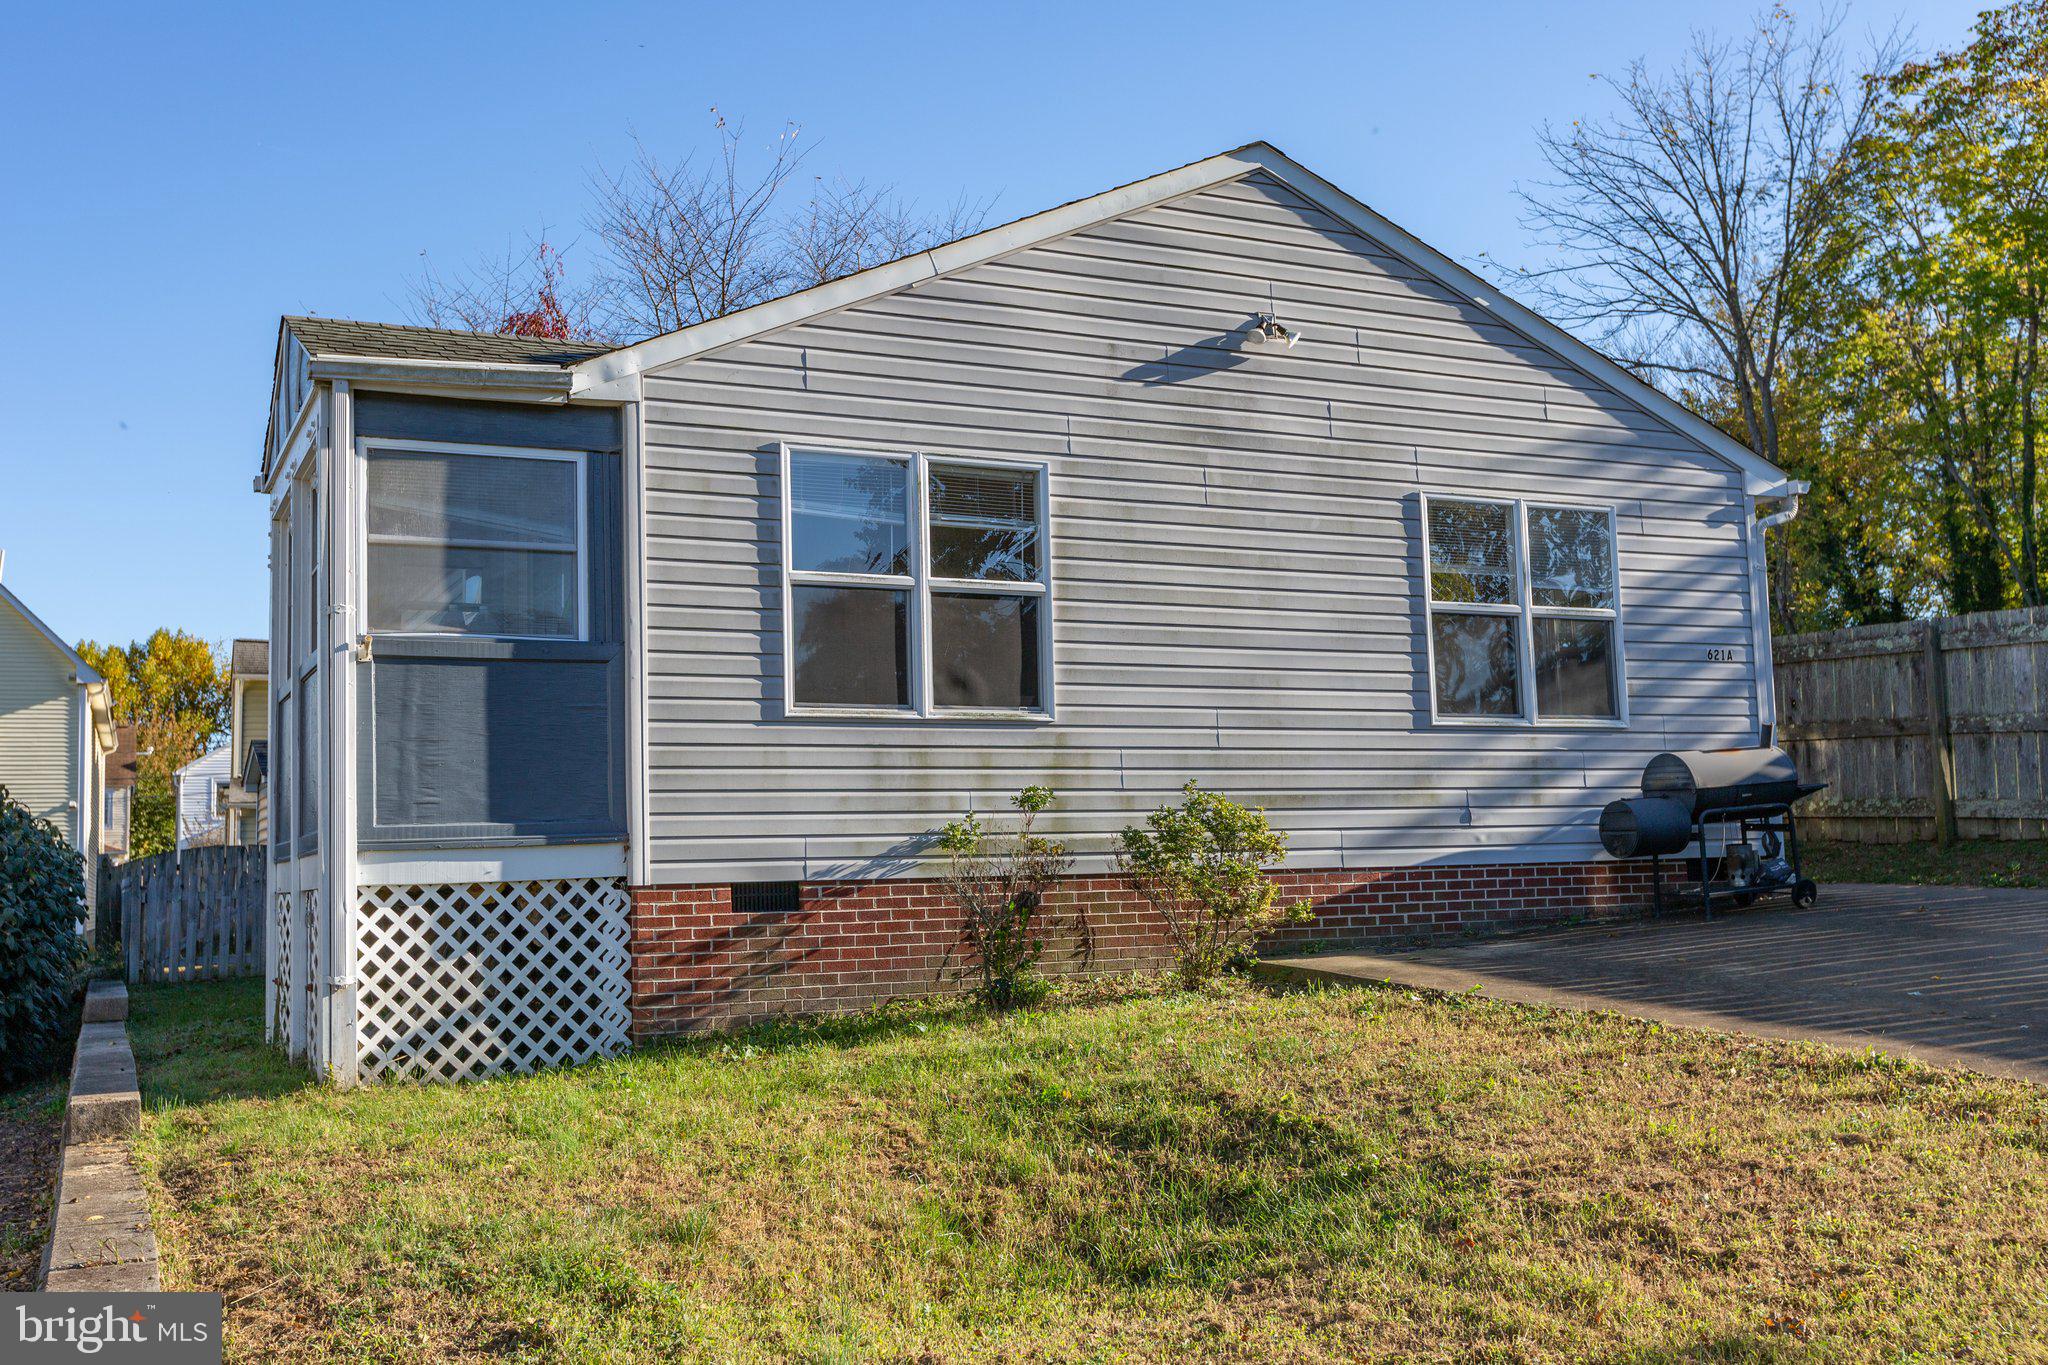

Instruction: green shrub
[0,785,86,1087]
[1117,781,1312,986]
[937,786,1081,1008]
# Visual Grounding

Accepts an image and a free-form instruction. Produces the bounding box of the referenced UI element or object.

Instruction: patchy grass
[0,973,91,1291]
[0,1076,66,1290]
[1806,839,2048,889]
[133,977,2048,1363]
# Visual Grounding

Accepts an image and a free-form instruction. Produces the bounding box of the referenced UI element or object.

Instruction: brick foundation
[629,860,1660,1040]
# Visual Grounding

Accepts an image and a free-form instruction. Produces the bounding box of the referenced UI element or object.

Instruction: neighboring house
[0,557,117,924]
[221,638,269,845]
[103,723,139,859]
[257,143,1804,1084]
[173,746,231,849]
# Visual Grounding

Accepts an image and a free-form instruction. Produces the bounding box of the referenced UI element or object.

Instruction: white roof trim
[1237,146,1787,495]
[308,354,577,381]
[572,141,1788,494]
[0,581,102,685]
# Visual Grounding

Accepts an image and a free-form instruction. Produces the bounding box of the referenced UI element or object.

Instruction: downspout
[1749,482,1807,747]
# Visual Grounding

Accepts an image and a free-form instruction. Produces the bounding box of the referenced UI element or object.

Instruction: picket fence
[106,845,267,984]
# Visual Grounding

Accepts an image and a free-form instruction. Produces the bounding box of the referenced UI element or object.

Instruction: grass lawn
[1805,839,2048,889]
[132,977,2048,1363]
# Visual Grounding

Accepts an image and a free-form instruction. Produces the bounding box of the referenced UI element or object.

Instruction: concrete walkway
[42,980,158,1292]
[1261,884,2048,1084]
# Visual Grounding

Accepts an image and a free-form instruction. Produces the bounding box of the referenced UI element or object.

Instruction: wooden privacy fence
[1774,605,2048,843]
[107,845,267,984]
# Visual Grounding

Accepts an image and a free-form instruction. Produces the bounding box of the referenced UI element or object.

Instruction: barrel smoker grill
[1599,747,1825,917]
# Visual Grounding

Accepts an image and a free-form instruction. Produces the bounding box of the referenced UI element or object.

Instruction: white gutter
[258,357,579,496]
[306,355,576,393]
[1756,485,1805,532]
[1749,480,1808,742]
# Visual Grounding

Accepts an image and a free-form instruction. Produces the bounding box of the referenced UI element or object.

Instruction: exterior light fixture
[1249,313,1300,349]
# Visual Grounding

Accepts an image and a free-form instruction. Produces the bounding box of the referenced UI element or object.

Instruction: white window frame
[1418,492,1628,729]
[357,438,590,644]
[779,441,1054,722]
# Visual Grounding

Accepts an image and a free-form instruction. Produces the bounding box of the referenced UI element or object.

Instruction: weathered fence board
[1775,606,2048,843]
[112,846,266,983]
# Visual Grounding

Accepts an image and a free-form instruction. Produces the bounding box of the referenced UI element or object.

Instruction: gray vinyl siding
[637,171,1760,882]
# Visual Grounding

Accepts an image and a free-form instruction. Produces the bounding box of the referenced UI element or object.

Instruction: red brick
[625,860,1654,1040]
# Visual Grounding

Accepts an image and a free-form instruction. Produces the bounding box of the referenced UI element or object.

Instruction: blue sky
[0,0,1982,652]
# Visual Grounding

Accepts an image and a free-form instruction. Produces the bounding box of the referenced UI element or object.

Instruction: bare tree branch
[408,232,610,342]
[409,110,995,345]
[1509,7,1904,466]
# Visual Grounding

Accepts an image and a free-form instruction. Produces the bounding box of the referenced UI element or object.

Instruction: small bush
[1117,781,1312,986]
[938,786,1082,1008]
[0,785,86,1087]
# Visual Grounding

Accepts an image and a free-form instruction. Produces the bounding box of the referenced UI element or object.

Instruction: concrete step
[64,1020,140,1145]
[40,1140,160,1293]
[82,979,128,1023]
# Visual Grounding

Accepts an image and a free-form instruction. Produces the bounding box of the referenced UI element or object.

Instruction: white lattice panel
[271,891,294,1052]
[354,878,631,1083]
[301,888,322,1071]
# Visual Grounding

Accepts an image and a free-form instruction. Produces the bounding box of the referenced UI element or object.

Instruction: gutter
[257,356,579,494]
[1755,480,1807,532]
[306,354,577,396]
[1749,480,1809,743]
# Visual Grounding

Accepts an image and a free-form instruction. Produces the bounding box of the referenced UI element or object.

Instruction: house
[256,143,1802,1084]
[173,745,232,848]
[0,556,117,925]
[102,724,139,859]
[220,638,268,845]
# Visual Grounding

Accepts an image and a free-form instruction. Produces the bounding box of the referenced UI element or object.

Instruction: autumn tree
[1813,0,2048,611]
[76,630,228,858]
[411,239,598,341]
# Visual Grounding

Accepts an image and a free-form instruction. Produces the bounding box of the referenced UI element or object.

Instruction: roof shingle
[283,316,612,368]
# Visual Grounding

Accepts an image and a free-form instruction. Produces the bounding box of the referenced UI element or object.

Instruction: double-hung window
[364,441,586,640]
[781,445,1051,717]
[1421,494,1625,725]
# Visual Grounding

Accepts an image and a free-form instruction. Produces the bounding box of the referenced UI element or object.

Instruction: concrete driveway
[1261,884,2048,1084]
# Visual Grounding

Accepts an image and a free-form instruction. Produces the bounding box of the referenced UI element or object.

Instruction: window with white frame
[1422,495,1624,724]
[781,445,1050,716]
[364,443,586,639]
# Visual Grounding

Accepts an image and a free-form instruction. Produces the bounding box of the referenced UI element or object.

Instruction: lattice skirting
[270,890,294,1052]
[301,887,322,1069]
[355,878,631,1083]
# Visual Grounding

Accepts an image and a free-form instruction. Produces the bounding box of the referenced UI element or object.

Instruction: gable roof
[569,141,1793,497]
[283,316,608,368]
[262,143,1794,498]
[0,579,102,685]
[107,724,140,790]
[230,638,269,677]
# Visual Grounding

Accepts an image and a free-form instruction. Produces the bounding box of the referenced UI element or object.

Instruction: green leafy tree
[1116,782,1311,987]
[76,630,229,859]
[1813,0,2048,612]
[936,786,1079,1008]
